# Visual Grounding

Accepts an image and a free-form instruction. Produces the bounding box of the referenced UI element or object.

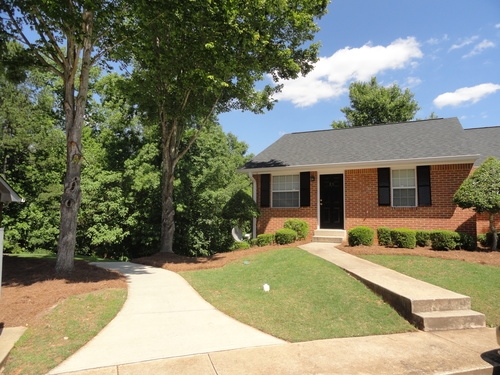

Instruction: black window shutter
[300,172,310,207]
[378,168,391,206]
[260,174,271,208]
[417,166,432,206]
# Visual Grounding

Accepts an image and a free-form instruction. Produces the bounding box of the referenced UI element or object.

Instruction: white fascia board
[0,176,25,203]
[237,154,479,174]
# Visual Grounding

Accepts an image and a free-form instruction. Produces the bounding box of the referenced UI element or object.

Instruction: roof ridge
[290,117,447,135]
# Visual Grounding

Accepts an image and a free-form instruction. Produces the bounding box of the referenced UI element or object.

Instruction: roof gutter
[237,154,480,174]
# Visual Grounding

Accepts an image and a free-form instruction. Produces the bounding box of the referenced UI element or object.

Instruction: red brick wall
[254,164,481,238]
[344,164,477,234]
[255,172,318,241]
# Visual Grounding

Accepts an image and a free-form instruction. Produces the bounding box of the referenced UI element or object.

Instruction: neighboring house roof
[240,117,486,173]
[464,125,500,166]
[0,175,24,203]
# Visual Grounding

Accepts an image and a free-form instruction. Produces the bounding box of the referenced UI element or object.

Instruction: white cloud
[274,37,423,107]
[462,39,495,58]
[495,23,500,29]
[433,83,500,108]
[448,36,478,51]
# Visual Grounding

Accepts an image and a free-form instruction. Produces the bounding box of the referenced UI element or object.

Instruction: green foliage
[478,233,492,247]
[390,228,416,249]
[453,157,500,249]
[331,77,420,128]
[415,230,432,247]
[458,232,477,251]
[376,227,391,246]
[232,241,251,250]
[430,230,461,250]
[348,226,374,246]
[257,234,274,247]
[284,219,309,240]
[274,228,297,245]
[173,123,252,256]
[222,189,261,229]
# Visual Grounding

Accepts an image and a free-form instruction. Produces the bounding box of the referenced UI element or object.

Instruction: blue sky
[219,0,500,155]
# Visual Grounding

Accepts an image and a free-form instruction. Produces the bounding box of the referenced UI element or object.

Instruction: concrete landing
[300,243,485,331]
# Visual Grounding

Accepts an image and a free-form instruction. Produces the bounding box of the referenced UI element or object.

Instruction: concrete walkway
[8,243,499,374]
[49,262,284,374]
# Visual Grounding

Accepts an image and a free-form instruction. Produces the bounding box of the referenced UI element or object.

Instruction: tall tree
[453,157,500,250]
[331,77,421,129]
[173,123,252,257]
[125,0,328,253]
[2,0,129,273]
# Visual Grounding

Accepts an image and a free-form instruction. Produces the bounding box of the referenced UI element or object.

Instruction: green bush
[458,232,477,251]
[284,219,309,240]
[256,233,274,247]
[478,233,493,247]
[430,230,460,250]
[249,238,259,247]
[376,227,391,246]
[390,228,416,249]
[348,226,374,246]
[274,228,297,245]
[232,241,250,250]
[415,230,432,247]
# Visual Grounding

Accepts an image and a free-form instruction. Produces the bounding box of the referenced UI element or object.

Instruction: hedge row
[232,218,309,250]
[349,226,478,250]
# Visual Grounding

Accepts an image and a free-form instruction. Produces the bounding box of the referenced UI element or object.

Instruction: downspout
[248,172,257,239]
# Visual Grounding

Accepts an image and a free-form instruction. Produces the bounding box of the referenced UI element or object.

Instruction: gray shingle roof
[464,126,500,166]
[241,118,486,171]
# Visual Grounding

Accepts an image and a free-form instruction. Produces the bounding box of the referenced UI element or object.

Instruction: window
[378,166,431,207]
[392,169,416,207]
[272,175,299,207]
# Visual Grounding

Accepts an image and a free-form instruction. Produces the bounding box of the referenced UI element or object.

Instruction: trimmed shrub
[249,238,259,247]
[478,233,493,248]
[232,241,250,250]
[430,230,460,250]
[377,227,391,246]
[390,228,416,249]
[416,230,432,247]
[274,228,297,245]
[256,233,274,247]
[284,219,309,240]
[348,226,374,246]
[458,232,477,251]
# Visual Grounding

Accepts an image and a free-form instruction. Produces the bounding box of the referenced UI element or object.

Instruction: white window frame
[391,168,417,207]
[272,174,300,208]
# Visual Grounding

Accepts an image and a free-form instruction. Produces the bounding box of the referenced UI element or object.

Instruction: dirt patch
[2,241,498,328]
[0,256,127,328]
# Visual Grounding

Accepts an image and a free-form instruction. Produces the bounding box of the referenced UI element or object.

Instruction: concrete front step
[413,310,486,331]
[300,243,487,332]
[312,229,346,244]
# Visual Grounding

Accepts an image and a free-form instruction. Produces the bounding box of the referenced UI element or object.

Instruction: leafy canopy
[453,157,500,214]
[331,77,421,128]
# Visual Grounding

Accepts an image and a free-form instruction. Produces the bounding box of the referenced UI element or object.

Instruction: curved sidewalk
[49,245,500,375]
[49,262,285,374]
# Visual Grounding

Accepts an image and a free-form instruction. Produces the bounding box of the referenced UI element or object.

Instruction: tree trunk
[159,115,179,253]
[489,213,498,251]
[55,10,94,274]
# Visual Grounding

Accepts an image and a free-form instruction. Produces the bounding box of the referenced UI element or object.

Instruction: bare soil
[2,241,499,328]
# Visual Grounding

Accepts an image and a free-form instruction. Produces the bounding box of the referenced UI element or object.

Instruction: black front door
[320,174,344,229]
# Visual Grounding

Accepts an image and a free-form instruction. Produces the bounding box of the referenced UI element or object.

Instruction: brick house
[238,118,500,242]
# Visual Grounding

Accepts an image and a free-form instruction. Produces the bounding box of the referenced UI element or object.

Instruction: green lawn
[180,248,415,342]
[5,289,126,375]
[361,254,500,327]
